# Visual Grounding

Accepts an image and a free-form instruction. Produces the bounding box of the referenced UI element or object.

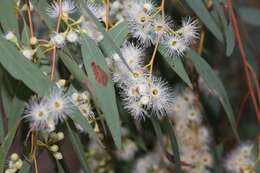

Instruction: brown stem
[227,0,260,123]
[26,0,34,38]
[51,0,63,81]
[105,0,110,31]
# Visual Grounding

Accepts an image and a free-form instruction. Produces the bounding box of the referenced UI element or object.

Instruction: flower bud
[53,152,63,160]
[30,37,38,45]
[50,132,58,140]
[57,132,64,140]
[10,153,19,161]
[14,160,23,169]
[50,145,59,152]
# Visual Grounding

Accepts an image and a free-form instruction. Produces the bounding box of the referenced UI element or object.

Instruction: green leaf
[164,117,182,173]
[0,121,19,173]
[76,0,131,71]
[21,22,31,46]
[0,36,54,96]
[0,114,3,143]
[184,0,224,42]
[66,122,91,173]
[81,35,121,148]
[110,22,130,46]
[225,23,235,56]
[99,21,130,56]
[238,7,260,26]
[58,50,99,107]
[213,0,228,28]
[188,49,239,140]
[159,46,192,88]
[18,162,31,173]
[31,0,56,29]
[0,0,19,36]
[151,117,182,173]
[56,161,66,173]
[58,51,86,82]
[7,97,25,130]
[69,105,102,146]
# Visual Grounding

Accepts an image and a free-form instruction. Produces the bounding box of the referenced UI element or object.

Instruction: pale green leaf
[225,23,235,56]
[76,0,131,71]
[188,49,239,140]
[164,117,182,173]
[81,35,121,148]
[0,36,54,96]
[66,122,91,173]
[0,121,19,173]
[0,0,19,36]
[99,21,130,56]
[239,7,260,26]
[159,46,192,88]
[31,0,56,29]
[184,0,224,42]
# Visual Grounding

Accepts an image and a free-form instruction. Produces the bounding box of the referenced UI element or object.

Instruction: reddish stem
[227,0,260,123]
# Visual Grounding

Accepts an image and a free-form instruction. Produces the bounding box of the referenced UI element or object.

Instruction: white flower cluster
[46,0,106,46]
[5,153,23,173]
[133,152,169,173]
[171,89,213,173]
[224,142,256,173]
[71,91,96,132]
[24,87,73,132]
[122,0,199,57]
[108,42,175,120]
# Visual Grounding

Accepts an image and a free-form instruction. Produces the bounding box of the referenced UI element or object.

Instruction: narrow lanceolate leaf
[58,51,86,82]
[31,0,56,29]
[225,23,235,56]
[188,49,239,140]
[238,7,260,26]
[58,50,98,106]
[18,162,31,173]
[164,117,182,173]
[21,22,31,46]
[151,117,182,173]
[76,0,131,71]
[56,161,66,173]
[81,35,121,148]
[0,0,19,36]
[0,36,54,96]
[109,22,130,46]
[159,46,192,88]
[7,97,25,130]
[0,121,19,173]
[184,0,224,42]
[66,122,91,173]
[99,21,130,56]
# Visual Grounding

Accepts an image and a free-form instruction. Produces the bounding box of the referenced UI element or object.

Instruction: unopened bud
[30,37,38,45]
[14,160,23,169]
[53,152,63,160]
[50,145,59,152]
[57,132,64,140]
[10,153,19,161]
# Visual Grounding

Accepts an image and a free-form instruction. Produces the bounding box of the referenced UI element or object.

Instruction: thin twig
[161,0,165,18]
[236,92,250,127]
[105,0,110,31]
[227,0,260,123]
[26,0,34,38]
[51,0,63,81]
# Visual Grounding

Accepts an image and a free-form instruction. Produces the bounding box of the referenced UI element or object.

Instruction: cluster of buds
[5,153,23,173]
[38,131,65,160]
